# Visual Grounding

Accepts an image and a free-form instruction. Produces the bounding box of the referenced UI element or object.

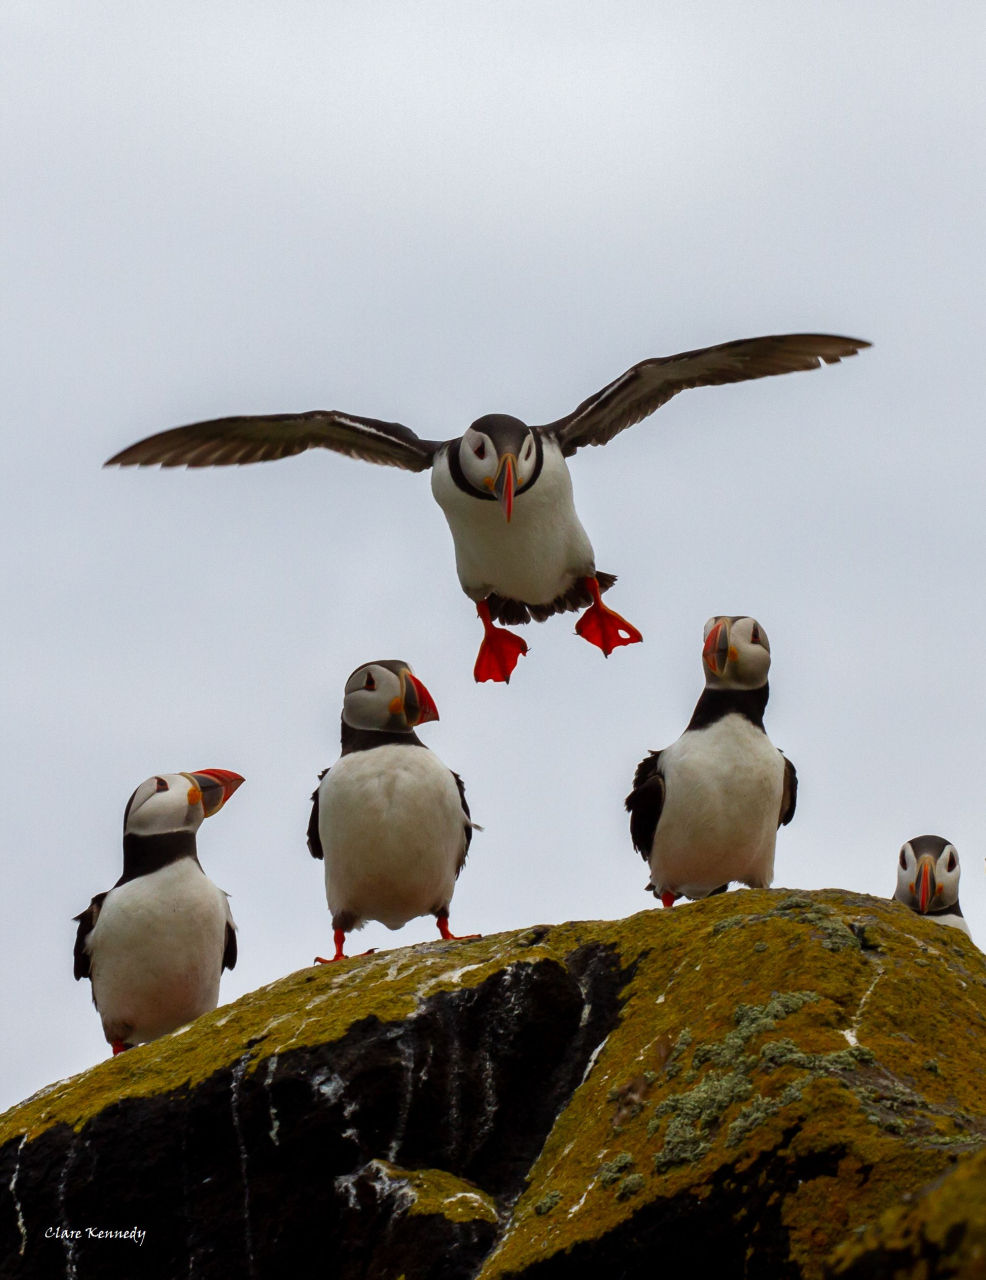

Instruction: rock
[1,889,985,1279]
[827,1145,986,1278]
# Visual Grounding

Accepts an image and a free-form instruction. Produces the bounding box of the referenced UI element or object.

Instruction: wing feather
[106,410,441,473]
[625,752,666,861]
[779,755,798,827]
[73,893,107,982]
[540,333,871,455]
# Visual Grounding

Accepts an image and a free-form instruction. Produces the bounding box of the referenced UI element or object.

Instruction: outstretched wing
[73,892,107,982]
[105,410,442,473]
[625,751,666,861]
[539,333,870,456]
[779,755,798,827]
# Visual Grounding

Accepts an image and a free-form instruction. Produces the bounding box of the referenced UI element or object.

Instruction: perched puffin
[894,835,971,935]
[308,660,478,962]
[73,770,244,1054]
[625,616,797,906]
[105,333,869,682]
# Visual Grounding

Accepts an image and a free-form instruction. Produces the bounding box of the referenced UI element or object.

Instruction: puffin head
[123,770,244,836]
[457,415,540,521]
[895,835,961,915]
[342,660,439,733]
[701,616,771,690]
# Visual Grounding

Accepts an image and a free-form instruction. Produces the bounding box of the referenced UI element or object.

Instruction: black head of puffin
[123,769,244,834]
[456,414,542,521]
[896,834,960,914]
[342,660,440,734]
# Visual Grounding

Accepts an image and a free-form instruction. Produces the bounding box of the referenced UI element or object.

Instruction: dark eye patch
[473,440,486,460]
[364,673,376,691]
[899,849,907,869]
[155,777,169,792]
[947,851,957,873]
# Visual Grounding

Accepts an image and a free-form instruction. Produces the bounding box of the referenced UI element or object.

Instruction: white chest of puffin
[106,332,869,682]
[431,426,595,619]
[893,835,972,937]
[308,660,478,963]
[73,769,243,1054]
[626,616,797,905]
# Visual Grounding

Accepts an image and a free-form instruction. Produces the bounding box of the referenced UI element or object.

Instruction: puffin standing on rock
[105,333,869,682]
[73,770,244,1054]
[308,660,479,962]
[625,616,797,906]
[894,836,971,936]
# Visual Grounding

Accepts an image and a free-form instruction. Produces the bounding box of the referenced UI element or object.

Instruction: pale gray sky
[1,1,983,1111]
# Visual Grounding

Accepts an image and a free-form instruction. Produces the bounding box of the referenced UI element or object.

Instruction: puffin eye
[899,849,907,870]
[155,777,169,792]
[751,624,760,643]
[473,440,486,460]
[363,673,376,691]
[947,851,957,873]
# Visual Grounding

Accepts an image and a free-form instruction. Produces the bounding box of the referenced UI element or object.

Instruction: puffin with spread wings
[107,333,869,682]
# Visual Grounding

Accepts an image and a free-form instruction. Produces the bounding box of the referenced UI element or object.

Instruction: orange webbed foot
[436,915,482,942]
[575,577,643,657]
[474,600,528,683]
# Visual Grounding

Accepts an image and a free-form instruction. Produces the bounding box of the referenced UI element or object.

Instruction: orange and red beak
[493,454,517,523]
[402,672,439,726]
[187,769,245,817]
[915,853,937,914]
[703,621,731,676]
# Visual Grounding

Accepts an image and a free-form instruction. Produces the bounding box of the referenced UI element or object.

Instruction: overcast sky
[1,2,983,1113]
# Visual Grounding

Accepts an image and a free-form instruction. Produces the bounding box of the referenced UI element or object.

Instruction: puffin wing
[625,751,666,861]
[779,755,798,827]
[105,411,441,473]
[451,771,474,873]
[539,333,871,456]
[222,919,238,972]
[73,892,108,982]
[307,769,329,860]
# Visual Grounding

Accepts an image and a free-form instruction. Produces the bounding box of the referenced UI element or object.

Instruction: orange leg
[660,892,678,910]
[315,929,376,964]
[473,600,528,683]
[574,577,643,657]
[436,915,482,942]
[111,1040,129,1056]
[315,929,348,964]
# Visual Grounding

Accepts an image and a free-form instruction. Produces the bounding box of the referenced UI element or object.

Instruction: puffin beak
[915,854,937,914]
[703,621,731,676]
[186,769,245,817]
[401,672,440,726]
[493,454,517,522]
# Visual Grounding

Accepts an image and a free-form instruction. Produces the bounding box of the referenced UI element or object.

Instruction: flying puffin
[73,769,244,1055]
[105,333,869,682]
[307,659,479,962]
[625,616,797,906]
[893,835,971,935]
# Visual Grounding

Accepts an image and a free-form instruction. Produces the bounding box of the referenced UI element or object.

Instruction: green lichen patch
[598,1152,634,1187]
[370,1162,499,1224]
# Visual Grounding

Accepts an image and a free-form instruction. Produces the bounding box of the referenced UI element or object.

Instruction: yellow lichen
[369,1162,499,1224]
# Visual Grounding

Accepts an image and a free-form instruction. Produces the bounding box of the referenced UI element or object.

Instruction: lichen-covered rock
[826,1145,986,1278]
[1,890,984,1279]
